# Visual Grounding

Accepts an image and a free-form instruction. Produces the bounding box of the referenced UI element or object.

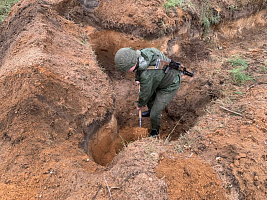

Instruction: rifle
[147,59,194,77]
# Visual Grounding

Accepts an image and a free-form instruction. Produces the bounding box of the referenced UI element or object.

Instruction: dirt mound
[85,138,226,200]
[0,0,114,198]
[156,154,226,199]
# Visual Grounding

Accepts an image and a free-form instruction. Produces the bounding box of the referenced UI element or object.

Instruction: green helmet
[114,47,138,72]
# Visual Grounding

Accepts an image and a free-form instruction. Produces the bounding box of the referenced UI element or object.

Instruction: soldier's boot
[142,110,151,117]
[150,129,159,137]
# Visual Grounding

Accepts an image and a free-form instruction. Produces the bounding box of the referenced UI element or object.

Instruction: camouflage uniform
[135,48,181,131]
[115,47,181,132]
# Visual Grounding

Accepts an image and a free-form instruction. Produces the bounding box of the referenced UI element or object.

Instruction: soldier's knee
[150,109,161,121]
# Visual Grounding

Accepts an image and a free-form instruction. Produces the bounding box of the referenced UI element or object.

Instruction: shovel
[138,84,142,127]
[138,108,142,127]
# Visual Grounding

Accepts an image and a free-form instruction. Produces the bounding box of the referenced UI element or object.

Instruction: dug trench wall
[91,0,266,39]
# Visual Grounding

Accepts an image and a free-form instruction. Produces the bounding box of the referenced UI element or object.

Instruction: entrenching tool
[138,84,142,127]
[138,108,142,127]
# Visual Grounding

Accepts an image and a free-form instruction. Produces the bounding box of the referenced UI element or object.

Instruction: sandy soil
[0,0,266,199]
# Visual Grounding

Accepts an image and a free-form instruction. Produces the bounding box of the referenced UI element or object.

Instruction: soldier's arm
[137,71,154,107]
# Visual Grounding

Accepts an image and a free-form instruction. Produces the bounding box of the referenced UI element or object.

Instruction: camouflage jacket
[135,48,181,107]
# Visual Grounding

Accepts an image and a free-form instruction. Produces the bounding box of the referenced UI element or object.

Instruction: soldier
[114,47,181,137]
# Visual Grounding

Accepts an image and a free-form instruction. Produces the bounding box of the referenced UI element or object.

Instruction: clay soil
[0,0,266,199]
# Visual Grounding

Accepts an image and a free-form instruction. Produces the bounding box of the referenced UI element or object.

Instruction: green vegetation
[259,66,267,73]
[259,60,267,72]
[228,56,253,84]
[258,60,267,73]
[200,0,221,35]
[0,0,19,22]
[228,5,237,11]
[228,56,249,67]
[163,0,193,11]
[234,91,243,95]
[164,0,185,10]
[163,0,220,35]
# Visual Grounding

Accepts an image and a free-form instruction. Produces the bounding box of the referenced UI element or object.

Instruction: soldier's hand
[135,81,140,85]
[136,106,143,110]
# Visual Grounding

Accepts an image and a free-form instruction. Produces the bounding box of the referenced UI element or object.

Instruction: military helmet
[114,47,138,72]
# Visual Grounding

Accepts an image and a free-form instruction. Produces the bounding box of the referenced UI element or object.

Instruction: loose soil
[0,0,266,199]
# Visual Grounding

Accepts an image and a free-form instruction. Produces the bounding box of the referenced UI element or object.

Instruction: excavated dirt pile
[0,0,116,198]
[0,0,266,199]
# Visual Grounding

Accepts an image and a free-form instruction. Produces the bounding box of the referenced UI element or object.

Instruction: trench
[77,29,217,166]
[75,3,266,166]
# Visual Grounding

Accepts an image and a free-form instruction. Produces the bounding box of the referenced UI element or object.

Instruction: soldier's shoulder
[141,48,162,55]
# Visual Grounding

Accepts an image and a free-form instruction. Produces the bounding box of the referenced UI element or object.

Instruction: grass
[163,0,193,11]
[229,5,237,11]
[231,66,252,84]
[228,56,249,68]
[164,0,185,10]
[0,0,20,23]
[259,66,267,73]
[200,1,221,35]
[259,60,267,73]
[163,0,220,35]
[234,91,243,95]
[228,56,253,84]
[173,131,195,153]
[201,15,210,35]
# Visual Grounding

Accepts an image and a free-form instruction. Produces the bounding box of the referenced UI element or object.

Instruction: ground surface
[0,0,266,199]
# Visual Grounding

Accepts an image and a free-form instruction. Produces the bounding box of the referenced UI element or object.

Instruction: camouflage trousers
[147,87,179,131]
